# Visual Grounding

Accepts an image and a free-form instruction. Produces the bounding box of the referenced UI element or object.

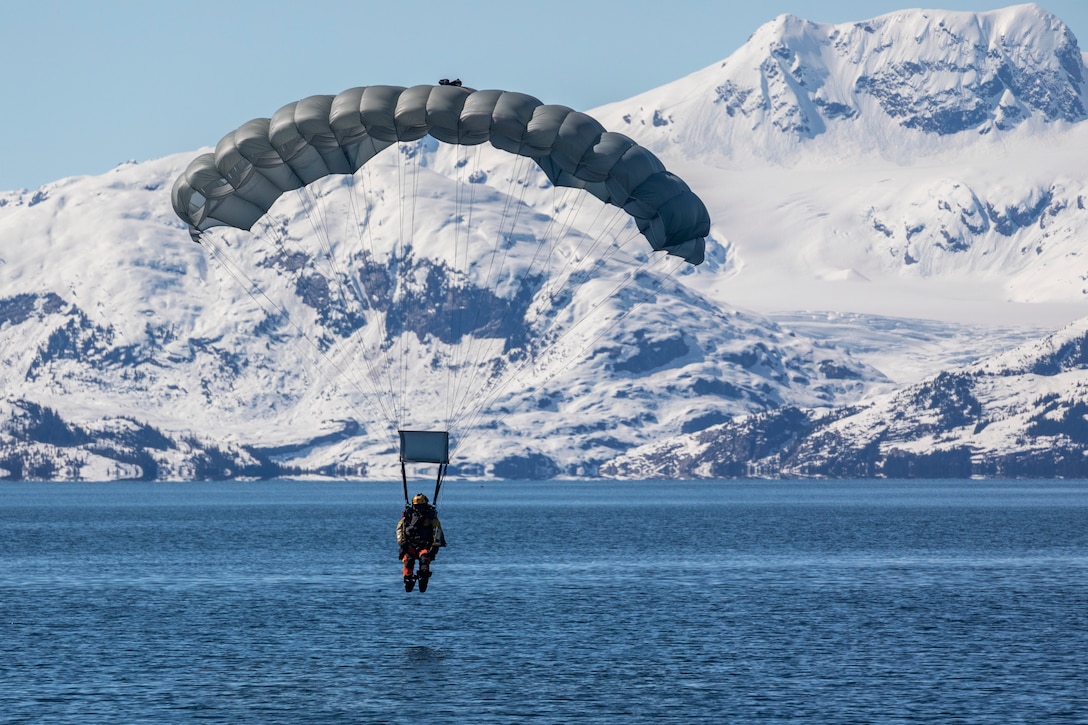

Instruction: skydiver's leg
[417,549,432,592]
[402,551,417,591]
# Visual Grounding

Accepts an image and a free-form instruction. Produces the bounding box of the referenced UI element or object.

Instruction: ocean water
[2,479,1086,723]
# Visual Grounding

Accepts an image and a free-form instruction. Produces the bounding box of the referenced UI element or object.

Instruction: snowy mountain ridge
[593,3,1088,325]
[603,316,1088,479]
[597,3,1086,164]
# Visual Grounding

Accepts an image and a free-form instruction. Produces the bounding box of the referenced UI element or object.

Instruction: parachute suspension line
[372,139,427,430]
[291,184,405,428]
[524,184,577,277]
[445,151,537,426]
[257,207,397,431]
[457,163,583,411]
[408,142,424,254]
[454,252,688,457]
[536,185,592,282]
[494,181,590,349]
[444,163,633,438]
[444,144,486,430]
[493,186,626,359]
[558,217,643,311]
[521,222,646,361]
[341,173,405,427]
[386,142,418,429]
[480,185,630,381]
[342,175,375,314]
[445,143,475,429]
[245,210,398,427]
[395,141,425,429]
[354,162,409,428]
[292,187,338,282]
[390,146,406,429]
[524,208,638,340]
[293,181,404,428]
[297,184,360,320]
[299,182,371,317]
[541,203,630,307]
[197,231,384,429]
[309,168,398,428]
[446,143,467,426]
[353,164,381,259]
[444,147,514,426]
[486,176,588,345]
[407,142,426,425]
[451,237,679,436]
[294,185,359,318]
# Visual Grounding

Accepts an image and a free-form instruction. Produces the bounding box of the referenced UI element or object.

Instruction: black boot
[418,570,430,593]
[404,574,415,592]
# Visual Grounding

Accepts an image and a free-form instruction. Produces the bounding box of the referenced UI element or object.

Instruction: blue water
[2,480,1086,723]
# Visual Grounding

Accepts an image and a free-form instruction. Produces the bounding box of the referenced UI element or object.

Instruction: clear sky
[2,1,1087,190]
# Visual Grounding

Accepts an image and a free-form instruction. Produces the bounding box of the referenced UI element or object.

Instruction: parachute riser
[401,461,447,506]
[433,463,448,506]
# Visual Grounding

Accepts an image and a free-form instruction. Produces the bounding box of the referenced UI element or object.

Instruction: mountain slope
[602,317,1088,479]
[0,152,880,480]
[596,3,1086,162]
[592,3,1088,327]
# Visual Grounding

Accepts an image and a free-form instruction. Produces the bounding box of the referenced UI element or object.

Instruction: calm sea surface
[1,479,1086,723]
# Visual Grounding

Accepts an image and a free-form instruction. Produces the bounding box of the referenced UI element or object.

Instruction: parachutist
[397,492,445,592]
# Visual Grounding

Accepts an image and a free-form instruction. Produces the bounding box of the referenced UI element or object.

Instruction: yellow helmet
[412,493,429,505]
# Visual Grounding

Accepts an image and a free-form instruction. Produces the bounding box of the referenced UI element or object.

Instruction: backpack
[402,504,436,546]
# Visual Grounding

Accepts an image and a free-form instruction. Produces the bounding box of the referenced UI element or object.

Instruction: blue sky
[2,1,1087,190]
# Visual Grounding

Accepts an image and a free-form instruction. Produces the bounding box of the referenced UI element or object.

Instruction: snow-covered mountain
[0,152,879,480]
[599,3,1086,160]
[603,317,1088,479]
[594,3,1088,328]
[4,3,1088,480]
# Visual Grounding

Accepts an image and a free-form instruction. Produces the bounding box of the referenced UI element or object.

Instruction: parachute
[171,83,711,488]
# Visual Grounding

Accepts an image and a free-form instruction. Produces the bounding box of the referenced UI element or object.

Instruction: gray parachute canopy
[171,84,709,264]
